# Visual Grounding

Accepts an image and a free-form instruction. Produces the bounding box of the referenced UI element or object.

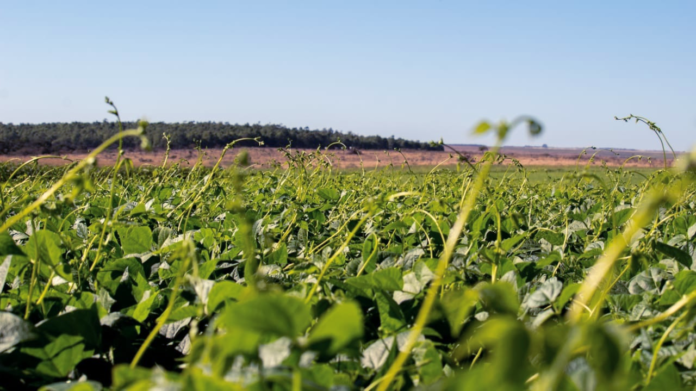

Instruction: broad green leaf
[361,236,378,274]
[121,226,153,255]
[587,323,623,382]
[628,268,664,295]
[643,362,687,391]
[479,282,519,315]
[133,291,158,323]
[345,267,403,292]
[501,234,526,252]
[673,271,696,295]
[555,282,581,311]
[412,340,443,385]
[112,364,180,390]
[466,317,531,384]
[22,334,91,378]
[168,305,199,323]
[25,230,63,266]
[317,187,340,202]
[267,243,288,266]
[536,230,564,246]
[607,294,642,312]
[613,208,636,228]
[655,241,692,267]
[96,258,145,296]
[0,232,24,256]
[308,301,363,355]
[183,368,241,391]
[375,290,406,333]
[537,251,562,268]
[207,280,245,313]
[37,309,101,350]
[217,294,311,338]
[439,288,478,336]
[525,277,563,309]
[300,364,335,389]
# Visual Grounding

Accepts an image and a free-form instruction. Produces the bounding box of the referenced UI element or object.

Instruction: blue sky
[1,1,694,150]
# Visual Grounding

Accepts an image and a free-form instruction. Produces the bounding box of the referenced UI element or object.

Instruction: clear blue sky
[1,1,694,150]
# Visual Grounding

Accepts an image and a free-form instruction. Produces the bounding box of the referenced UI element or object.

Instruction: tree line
[0,121,442,153]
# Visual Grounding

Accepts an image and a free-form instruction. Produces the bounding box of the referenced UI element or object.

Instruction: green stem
[0,129,145,235]
[646,312,685,384]
[130,247,192,368]
[374,140,503,391]
[305,211,371,304]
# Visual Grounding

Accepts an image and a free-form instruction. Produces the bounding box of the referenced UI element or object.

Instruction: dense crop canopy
[1,117,696,390]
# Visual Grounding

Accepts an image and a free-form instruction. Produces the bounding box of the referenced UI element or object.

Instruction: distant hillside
[0,122,443,153]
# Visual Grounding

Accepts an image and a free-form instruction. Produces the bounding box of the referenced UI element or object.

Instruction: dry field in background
[0,145,674,169]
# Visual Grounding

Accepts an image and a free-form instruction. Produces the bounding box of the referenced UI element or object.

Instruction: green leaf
[25,230,63,266]
[659,289,682,306]
[643,362,686,391]
[501,234,526,252]
[39,380,103,391]
[688,223,696,240]
[479,282,519,315]
[525,277,563,309]
[121,226,153,255]
[613,208,636,228]
[413,340,443,385]
[0,232,24,256]
[587,323,622,382]
[467,317,531,383]
[129,203,147,216]
[375,290,407,333]
[308,301,363,355]
[317,188,340,202]
[607,294,642,312]
[555,282,581,311]
[536,230,564,246]
[267,243,288,266]
[217,294,311,338]
[361,236,378,274]
[537,251,562,268]
[439,288,478,336]
[22,334,91,378]
[655,241,692,267]
[207,280,245,313]
[473,121,492,135]
[183,368,239,391]
[345,267,403,292]
[112,364,180,390]
[133,291,158,323]
[37,309,101,350]
[97,258,145,296]
[168,305,199,323]
[673,271,696,295]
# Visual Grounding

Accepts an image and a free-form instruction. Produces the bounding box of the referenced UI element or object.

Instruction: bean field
[1,116,696,391]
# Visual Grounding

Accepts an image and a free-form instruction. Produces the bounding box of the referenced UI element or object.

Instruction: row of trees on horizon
[0,121,443,153]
